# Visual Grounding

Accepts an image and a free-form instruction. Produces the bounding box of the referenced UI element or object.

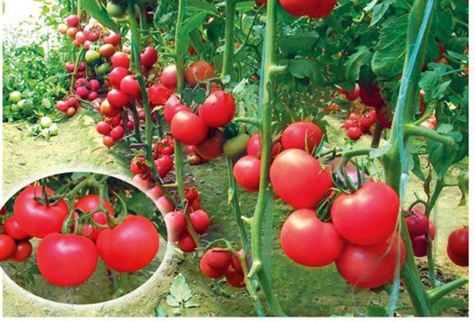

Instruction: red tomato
[103,32,121,47]
[164,211,186,242]
[107,89,131,109]
[195,129,225,160]
[111,52,130,69]
[119,75,142,100]
[109,67,130,89]
[226,265,246,288]
[160,64,177,90]
[37,233,98,286]
[110,126,125,141]
[338,84,360,101]
[4,217,31,240]
[13,186,69,238]
[148,84,173,107]
[281,121,323,153]
[10,240,33,262]
[270,149,333,209]
[65,14,79,27]
[375,105,393,128]
[200,253,227,279]
[0,235,16,261]
[405,209,429,238]
[359,83,386,108]
[177,233,197,253]
[246,133,282,160]
[359,112,376,128]
[157,137,175,156]
[447,228,468,266]
[336,234,406,289]
[100,100,120,118]
[156,196,174,215]
[102,135,115,147]
[202,249,232,271]
[171,111,209,145]
[99,44,115,58]
[184,61,214,87]
[280,209,343,267]
[331,181,399,246]
[155,155,174,177]
[198,91,235,128]
[73,195,114,242]
[146,185,163,200]
[233,155,261,192]
[96,215,159,273]
[346,126,362,140]
[132,174,151,191]
[190,210,210,235]
[140,47,158,68]
[344,119,356,130]
[278,0,337,18]
[130,156,148,175]
[231,249,244,273]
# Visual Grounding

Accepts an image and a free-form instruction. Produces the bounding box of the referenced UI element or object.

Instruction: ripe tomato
[146,185,163,200]
[100,100,120,118]
[203,249,232,271]
[279,0,337,18]
[226,265,245,288]
[148,83,173,107]
[281,121,323,153]
[13,186,69,238]
[111,52,130,69]
[110,126,125,140]
[99,44,115,58]
[246,133,282,160]
[102,135,115,147]
[195,129,225,160]
[37,233,98,286]
[132,174,151,191]
[140,47,158,68]
[4,217,31,240]
[190,210,210,235]
[281,209,343,267]
[10,240,33,262]
[331,181,399,245]
[160,64,177,89]
[73,195,114,242]
[103,32,121,47]
[447,228,468,266]
[359,83,386,108]
[107,89,131,109]
[156,196,174,215]
[346,126,362,140]
[405,209,429,238]
[120,75,141,99]
[184,61,214,87]
[0,235,16,261]
[233,155,261,192]
[343,119,356,130]
[270,149,333,209]
[157,137,175,156]
[359,112,376,128]
[336,234,406,289]
[96,215,159,273]
[177,233,197,253]
[109,67,130,89]
[171,111,209,145]
[198,91,235,128]
[164,211,186,242]
[130,156,148,175]
[231,249,244,273]
[200,253,227,279]
[155,155,174,177]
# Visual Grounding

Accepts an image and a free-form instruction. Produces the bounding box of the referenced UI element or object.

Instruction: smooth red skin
[110,126,125,140]
[447,228,468,266]
[189,197,201,212]
[231,249,244,273]
[203,249,232,270]
[281,122,323,153]
[56,100,69,112]
[164,94,181,119]
[73,195,114,242]
[99,44,115,58]
[88,91,99,101]
[37,233,98,286]
[111,52,130,69]
[336,234,406,289]
[10,240,33,262]
[120,75,142,99]
[67,27,78,38]
[270,149,333,209]
[146,186,163,200]
[165,104,190,124]
[185,188,199,201]
[4,217,31,240]
[148,84,173,107]
[157,138,175,156]
[156,196,174,215]
[359,112,376,128]
[130,158,148,175]
[190,210,209,234]
[74,78,87,89]
[331,182,399,246]
[171,111,209,145]
[140,47,158,68]
[100,100,120,118]
[405,209,429,238]
[233,155,261,192]
[160,65,177,89]
[281,209,343,267]
[177,233,197,253]
[198,91,235,128]
[102,135,115,147]
[226,265,246,288]
[346,127,362,140]
[246,133,281,159]
[344,119,356,130]
[195,129,225,160]
[13,186,69,238]
[65,14,79,27]
[132,174,151,191]
[359,84,386,108]
[76,86,89,99]
[155,155,174,177]
[103,32,121,46]
[97,216,159,273]
[88,79,100,91]
[107,89,131,109]
[109,67,130,89]
[184,61,214,87]
[200,255,227,279]
[279,0,337,18]
[164,211,187,242]
[0,235,16,261]
[412,235,429,257]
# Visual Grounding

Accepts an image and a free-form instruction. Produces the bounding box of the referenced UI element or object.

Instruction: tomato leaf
[372,15,408,78]
[80,0,120,34]
[409,154,426,182]
[187,0,219,15]
[344,46,372,85]
[367,0,396,27]
[176,13,207,57]
[419,69,452,103]
[426,132,461,178]
[125,192,156,219]
[168,273,196,308]
[277,35,319,55]
[366,305,387,317]
[153,306,168,317]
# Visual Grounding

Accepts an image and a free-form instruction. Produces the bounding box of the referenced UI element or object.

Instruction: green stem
[129,103,143,143]
[404,125,455,145]
[233,116,262,128]
[175,0,186,93]
[427,278,468,305]
[222,0,237,78]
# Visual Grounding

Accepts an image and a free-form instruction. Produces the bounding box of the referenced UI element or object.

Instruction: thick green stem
[222,0,237,77]
[175,0,186,93]
[404,125,455,145]
[427,278,468,305]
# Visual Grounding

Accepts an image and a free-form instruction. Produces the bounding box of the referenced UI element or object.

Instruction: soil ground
[1,108,469,317]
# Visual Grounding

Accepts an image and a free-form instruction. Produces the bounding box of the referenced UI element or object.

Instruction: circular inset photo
[0,171,168,304]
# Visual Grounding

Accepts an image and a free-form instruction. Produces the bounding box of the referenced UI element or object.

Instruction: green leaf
[366,305,387,317]
[344,46,372,84]
[187,0,219,15]
[426,132,460,178]
[277,36,319,55]
[193,88,206,104]
[372,15,408,78]
[166,295,180,307]
[410,154,425,181]
[418,71,452,103]
[153,305,168,317]
[369,0,396,27]
[288,59,316,79]
[176,13,207,57]
[170,274,193,303]
[80,0,120,33]
[431,297,468,316]
[182,88,194,106]
[435,123,453,134]
[125,193,156,219]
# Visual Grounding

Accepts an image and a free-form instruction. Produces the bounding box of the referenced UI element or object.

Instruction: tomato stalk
[222,0,248,78]
[129,104,143,143]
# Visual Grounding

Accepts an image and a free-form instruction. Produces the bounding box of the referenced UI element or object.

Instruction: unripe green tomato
[8,91,22,103]
[10,104,19,113]
[49,123,59,136]
[107,2,125,18]
[40,116,53,129]
[95,62,112,76]
[223,133,250,160]
[85,50,101,65]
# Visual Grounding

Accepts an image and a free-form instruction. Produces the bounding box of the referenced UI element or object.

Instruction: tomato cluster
[200,248,245,288]
[1,186,160,287]
[343,111,376,140]
[405,208,436,258]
